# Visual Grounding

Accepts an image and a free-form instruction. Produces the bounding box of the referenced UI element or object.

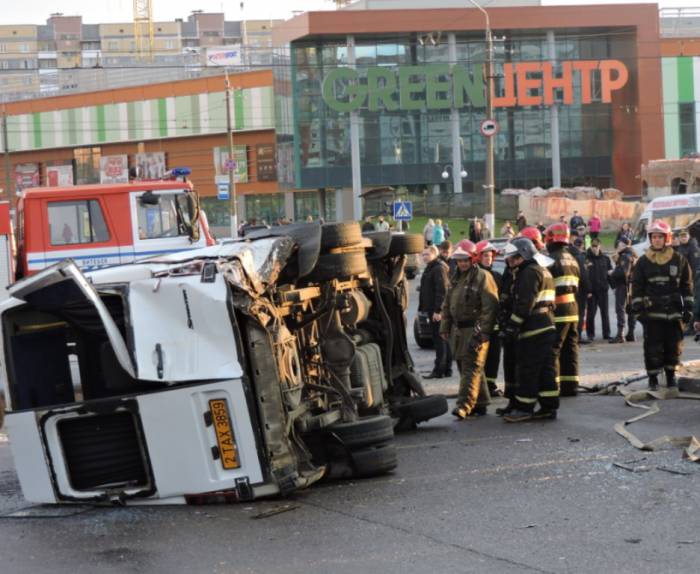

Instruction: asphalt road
[2,278,700,573]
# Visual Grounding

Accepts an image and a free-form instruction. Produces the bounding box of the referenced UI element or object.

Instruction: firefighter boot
[665,369,677,389]
[625,330,635,342]
[648,374,659,391]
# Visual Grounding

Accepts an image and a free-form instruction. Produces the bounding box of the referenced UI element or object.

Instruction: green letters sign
[320,60,629,112]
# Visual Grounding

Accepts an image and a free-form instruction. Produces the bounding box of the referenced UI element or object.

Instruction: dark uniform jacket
[676,238,700,276]
[631,247,693,321]
[440,264,499,358]
[419,258,449,315]
[611,247,637,288]
[480,264,503,292]
[507,259,556,339]
[585,248,612,292]
[547,244,580,324]
[569,245,590,296]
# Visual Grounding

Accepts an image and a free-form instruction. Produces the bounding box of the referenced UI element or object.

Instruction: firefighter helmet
[451,239,477,260]
[544,222,570,245]
[504,237,537,261]
[475,240,498,257]
[647,220,672,246]
[518,226,544,250]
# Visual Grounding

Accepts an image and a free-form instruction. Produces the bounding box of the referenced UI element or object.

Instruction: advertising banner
[256,144,277,182]
[206,46,242,67]
[99,155,129,184]
[14,163,40,192]
[46,164,74,186]
[213,146,248,183]
[134,152,166,180]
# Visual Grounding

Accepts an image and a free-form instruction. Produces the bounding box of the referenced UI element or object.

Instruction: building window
[48,200,110,245]
[245,193,285,225]
[680,102,696,157]
[74,147,101,185]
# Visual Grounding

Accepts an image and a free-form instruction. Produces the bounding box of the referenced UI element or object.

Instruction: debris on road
[252,504,300,520]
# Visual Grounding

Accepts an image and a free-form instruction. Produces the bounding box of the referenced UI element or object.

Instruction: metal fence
[362,190,519,221]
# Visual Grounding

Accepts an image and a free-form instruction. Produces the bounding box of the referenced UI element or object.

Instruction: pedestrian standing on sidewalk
[585,238,612,342]
[423,219,435,246]
[501,220,515,239]
[433,219,445,246]
[420,245,451,379]
[439,240,456,276]
[570,236,590,343]
[631,220,694,390]
[609,238,638,343]
[570,210,585,234]
[440,240,499,419]
[676,229,700,276]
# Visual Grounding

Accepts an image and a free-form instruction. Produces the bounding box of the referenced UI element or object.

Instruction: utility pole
[484,26,495,233]
[225,72,238,237]
[467,0,496,233]
[2,110,10,197]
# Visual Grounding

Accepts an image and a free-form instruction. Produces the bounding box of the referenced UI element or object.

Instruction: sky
[1,0,700,26]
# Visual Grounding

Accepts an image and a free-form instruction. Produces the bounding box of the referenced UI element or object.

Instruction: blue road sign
[393,200,413,221]
[217,182,230,200]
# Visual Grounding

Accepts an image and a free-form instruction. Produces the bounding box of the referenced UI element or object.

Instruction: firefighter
[475,240,503,397]
[440,240,500,419]
[631,220,694,390]
[494,226,546,414]
[544,222,581,397]
[501,237,559,422]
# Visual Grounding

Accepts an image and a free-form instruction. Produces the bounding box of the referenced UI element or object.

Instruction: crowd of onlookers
[417,210,700,346]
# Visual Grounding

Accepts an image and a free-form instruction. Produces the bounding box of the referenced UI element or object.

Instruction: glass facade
[275,29,636,193]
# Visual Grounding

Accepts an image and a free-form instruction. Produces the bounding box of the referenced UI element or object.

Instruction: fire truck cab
[16,176,214,277]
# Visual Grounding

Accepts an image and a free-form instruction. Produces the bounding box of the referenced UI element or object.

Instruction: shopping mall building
[272,2,669,220]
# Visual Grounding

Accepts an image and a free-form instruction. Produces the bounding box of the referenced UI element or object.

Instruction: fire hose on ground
[579,360,700,462]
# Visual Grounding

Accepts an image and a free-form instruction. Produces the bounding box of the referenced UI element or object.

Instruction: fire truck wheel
[306,250,368,282]
[326,415,395,449]
[320,222,362,251]
[350,442,397,477]
[388,233,424,256]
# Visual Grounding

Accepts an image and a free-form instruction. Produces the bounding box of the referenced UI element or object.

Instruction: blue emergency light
[162,167,192,181]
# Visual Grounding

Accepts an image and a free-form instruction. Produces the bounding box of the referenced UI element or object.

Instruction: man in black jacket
[609,238,638,343]
[585,238,612,341]
[420,245,451,378]
[676,229,700,276]
[570,237,590,343]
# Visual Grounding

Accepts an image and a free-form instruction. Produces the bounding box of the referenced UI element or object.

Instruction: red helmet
[475,240,498,258]
[648,220,672,246]
[451,239,477,260]
[544,222,570,245]
[518,226,544,250]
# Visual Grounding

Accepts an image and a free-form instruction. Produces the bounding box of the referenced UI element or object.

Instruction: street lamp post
[225,71,238,237]
[466,0,496,233]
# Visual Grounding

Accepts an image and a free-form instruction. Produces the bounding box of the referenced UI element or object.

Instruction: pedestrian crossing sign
[393,200,413,221]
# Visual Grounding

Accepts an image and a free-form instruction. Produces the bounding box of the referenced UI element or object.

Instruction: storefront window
[245,193,285,225]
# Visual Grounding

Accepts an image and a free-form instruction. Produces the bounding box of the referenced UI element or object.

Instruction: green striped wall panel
[3,86,274,152]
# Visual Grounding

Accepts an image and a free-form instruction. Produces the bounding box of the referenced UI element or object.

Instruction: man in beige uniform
[440,239,500,419]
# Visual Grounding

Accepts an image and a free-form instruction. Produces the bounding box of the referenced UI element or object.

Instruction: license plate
[209,399,240,470]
